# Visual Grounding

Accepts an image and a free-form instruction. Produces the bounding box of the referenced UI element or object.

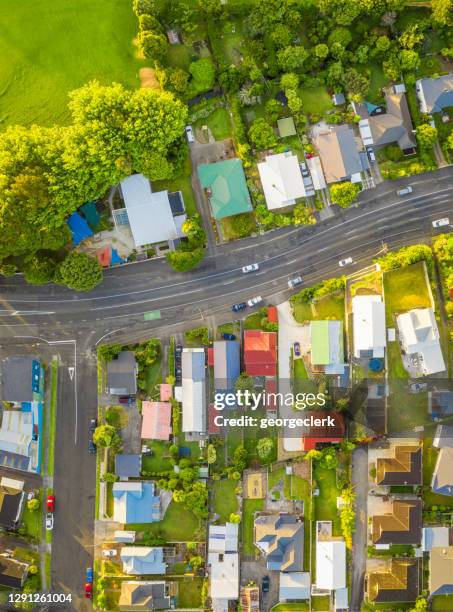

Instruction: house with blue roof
[120,547,166,575]
[113,482,162,524]
[213,341,240,393]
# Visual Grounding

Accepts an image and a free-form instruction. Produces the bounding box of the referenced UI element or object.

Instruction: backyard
[126,501,201,542]
[177,578,204,608]
[153,158,198,217]
[141,440,173,473]
[383,262,431,324]
[242,498,264,555]
[0,0,143,127]
[292,291,345,324]
[298,86,334,116]
[211,479,239,523]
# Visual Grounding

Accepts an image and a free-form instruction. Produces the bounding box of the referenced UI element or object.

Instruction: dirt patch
[139,67,161,89]
[293,460,311,481]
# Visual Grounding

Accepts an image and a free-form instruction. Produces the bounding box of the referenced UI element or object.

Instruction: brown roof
[430,547,453,596]
[376,444,422,486]
[372,499,422,545]
[369,90,416,151]
[366,558,419,603]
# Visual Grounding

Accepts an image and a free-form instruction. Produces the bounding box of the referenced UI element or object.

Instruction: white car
[396,185,413,196]
[102,549,117,558]
[242,263,259,274]
[247,295,263,307]
[432,218,449,228]
[185,125,195,144]
[338,257,353,267]
[288,276,303,289]
[45,513,54,531]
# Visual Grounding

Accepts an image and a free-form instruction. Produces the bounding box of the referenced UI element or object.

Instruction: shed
[277,117,296,137]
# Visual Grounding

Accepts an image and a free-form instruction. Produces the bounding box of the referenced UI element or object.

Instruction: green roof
[277,117,296,137]
[197,158,252,219]
[310,320,343,366]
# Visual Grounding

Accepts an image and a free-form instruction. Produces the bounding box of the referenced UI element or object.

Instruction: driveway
[276,302,310,380]
[350,445,369,612]
[241,560,279,612]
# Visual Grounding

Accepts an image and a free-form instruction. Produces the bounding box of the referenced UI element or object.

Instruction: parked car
[432,217,449,228]
[102,549,117,558]
[88,440,96,454]
[175,344,183,355]
[221,332,236,341]
[46,495,55,513]
[142,445,154,455]
[396,185,413,196]
[242,263,259,274]
[45,513,54,531]
[86,568,94,583]
[366,146,376,163]
[293,342,301,357]
[300,162,309,177]
[338,257,353,267]
[185,125,195,144]
[119,395,132,405]
[288,276,303,289]
[247,296,263,307]
[89,418,97,433]
[262,576,270,593]
[409,382,428,394]
[231,302,247,312]
[84,583,92,599]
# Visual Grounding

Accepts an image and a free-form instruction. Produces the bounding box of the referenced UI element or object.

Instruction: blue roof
[67,212,93,245]
[121,547,166,575]
[113,482,161,523]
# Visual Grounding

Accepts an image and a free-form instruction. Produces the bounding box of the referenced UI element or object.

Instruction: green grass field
[0,0,143,127]
[298,86,334,116]
[211,479,238,522]
[383,262,431,324]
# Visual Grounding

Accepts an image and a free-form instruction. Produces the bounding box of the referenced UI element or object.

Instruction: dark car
[119,395,132,405]
[221,332,236,341]
[293,342,301,357]
[232,302,247,312]
[88,440,96,454]
[89,418,97,433]
[175,344,183,355]
[262,575,270,593]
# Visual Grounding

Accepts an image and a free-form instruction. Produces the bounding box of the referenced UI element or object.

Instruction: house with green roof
[310,320,345,375]
[197,158,252,220]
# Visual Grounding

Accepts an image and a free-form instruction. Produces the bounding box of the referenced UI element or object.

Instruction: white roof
[209,523,239,553]
[306,156,327,190]
[0,411,33,458]
[208,551,239,600]
[114,530,136,543]
[0,477,24,491]
[316,540,346,590]
[257,153,306,210]
[397,308,445,375]
[279,572,310,601]
[352,295,386,358]
[182,349,206,433]
[359,119,374,145]
[422,526,450,552]
[120,174,178,247]
[335,587,349,610]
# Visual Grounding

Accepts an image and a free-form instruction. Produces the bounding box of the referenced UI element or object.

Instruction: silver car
[247,295,263,307]
[242,263,259,274]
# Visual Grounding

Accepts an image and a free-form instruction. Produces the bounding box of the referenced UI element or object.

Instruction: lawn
[194,107,232,141]
[167,44,192,70]
[0,0,144,127]
[178,577,203,608]
[383,262,431,325]
[141,441,173,473]
[242,498,264,555]
[243,311,266,330]
[127,500,200,542]
[365,63,387,105]
[220,212,257,241]
[311,596,331,611]
[294,358,308,380]
[211,479,238,522]
[272,604,309,612]
[292,292,345,324]
[432,595,453,611]
[144,359,162,398]
[298,86,334,116]
[434,107,453,164]
[313,465,341,534]
[386,341,408,380]
[153,157,198,217]
[22,491,42,540]
[217,321,240,339]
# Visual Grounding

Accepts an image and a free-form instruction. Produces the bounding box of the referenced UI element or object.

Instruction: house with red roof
[244,330,277,377]
[300,413,345,451]
[141,402,172,441]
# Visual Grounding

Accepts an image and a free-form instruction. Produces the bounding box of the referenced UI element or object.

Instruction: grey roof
[115,454,142,478]
[107,352,137,395]
[417,74,453,114]
[433,424,453,449]
[1,357,36,402]
[255,514,304,572]
[182,350,205,381]
[336,125,362,177]
[332,93,345,105]
[213,341,240,392]
[128,581,170,610]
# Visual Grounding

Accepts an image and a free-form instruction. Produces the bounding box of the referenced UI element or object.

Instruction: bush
[56,252,103,292]
[185,326,210,346]
[384,144,403,162]
[189,58,216,96]
[229,213,255,238]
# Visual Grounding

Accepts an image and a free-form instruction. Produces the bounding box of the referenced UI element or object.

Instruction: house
[254,514,304,572]
[0,554,29,589]
[310,320,345,374]
[374,442,422,486]
[213,341,240,393]
[243,330,277,377]
[365,558,419,604]
[115,454,142,480]
[0,477,25,530]
[300,413,345,451]
[279,572,310,601]
[430,547,453,596]
[355,86,416,154]
[118,580,170,611]
[431,447,453,496]
[107,352,137,397]
[429,390,453,419]
[313,124,363,184]
[433,424,453,448]
[416,73,453,114]
[240,585,260,612]
[117,174,186,249]
[112,482,162,524]
[306,156,327,190]
[422,526,453,552]
[277,117,297,137]
[352,295,386,359]
[371,499,422,546]
[208,523,239,612]
[120,547,166,575]
[258,152,308,210]
[397,308,445,376]
[182,348,206,434]
[141,402,172,441]
[197,158,252,220]
[1,357,43,405]
[315,521,346,592]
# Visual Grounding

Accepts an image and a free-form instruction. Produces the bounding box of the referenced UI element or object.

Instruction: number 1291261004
[8,593,73,603]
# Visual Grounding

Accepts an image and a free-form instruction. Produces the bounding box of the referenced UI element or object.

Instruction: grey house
[118,580,170,610]
[115,454,142,480]
[416,73,453,114]
[107,352,137,396]
[254,514,304,572]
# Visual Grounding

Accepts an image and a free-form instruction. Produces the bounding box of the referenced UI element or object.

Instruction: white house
[396,308,445,375]
[352,295,386,359]
[257,152,307,210]
[182,349,206,434]
[208,523,239,612]
[316,540,346,591]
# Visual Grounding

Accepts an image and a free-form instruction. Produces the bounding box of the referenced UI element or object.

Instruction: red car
[84,582,92,599]
[46,495,55,513]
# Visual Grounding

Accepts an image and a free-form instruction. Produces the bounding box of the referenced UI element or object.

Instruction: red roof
[207,348,214,367]
[449,288,453,299]
[301,413,345,450]
[244,330,277,377]
[267,306,278,323]
[265,379,278,411]
[97,247,111,267]
[208,404,220,434]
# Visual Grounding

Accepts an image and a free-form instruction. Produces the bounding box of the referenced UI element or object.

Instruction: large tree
[56,252,103,292]
[432,0,453,25]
